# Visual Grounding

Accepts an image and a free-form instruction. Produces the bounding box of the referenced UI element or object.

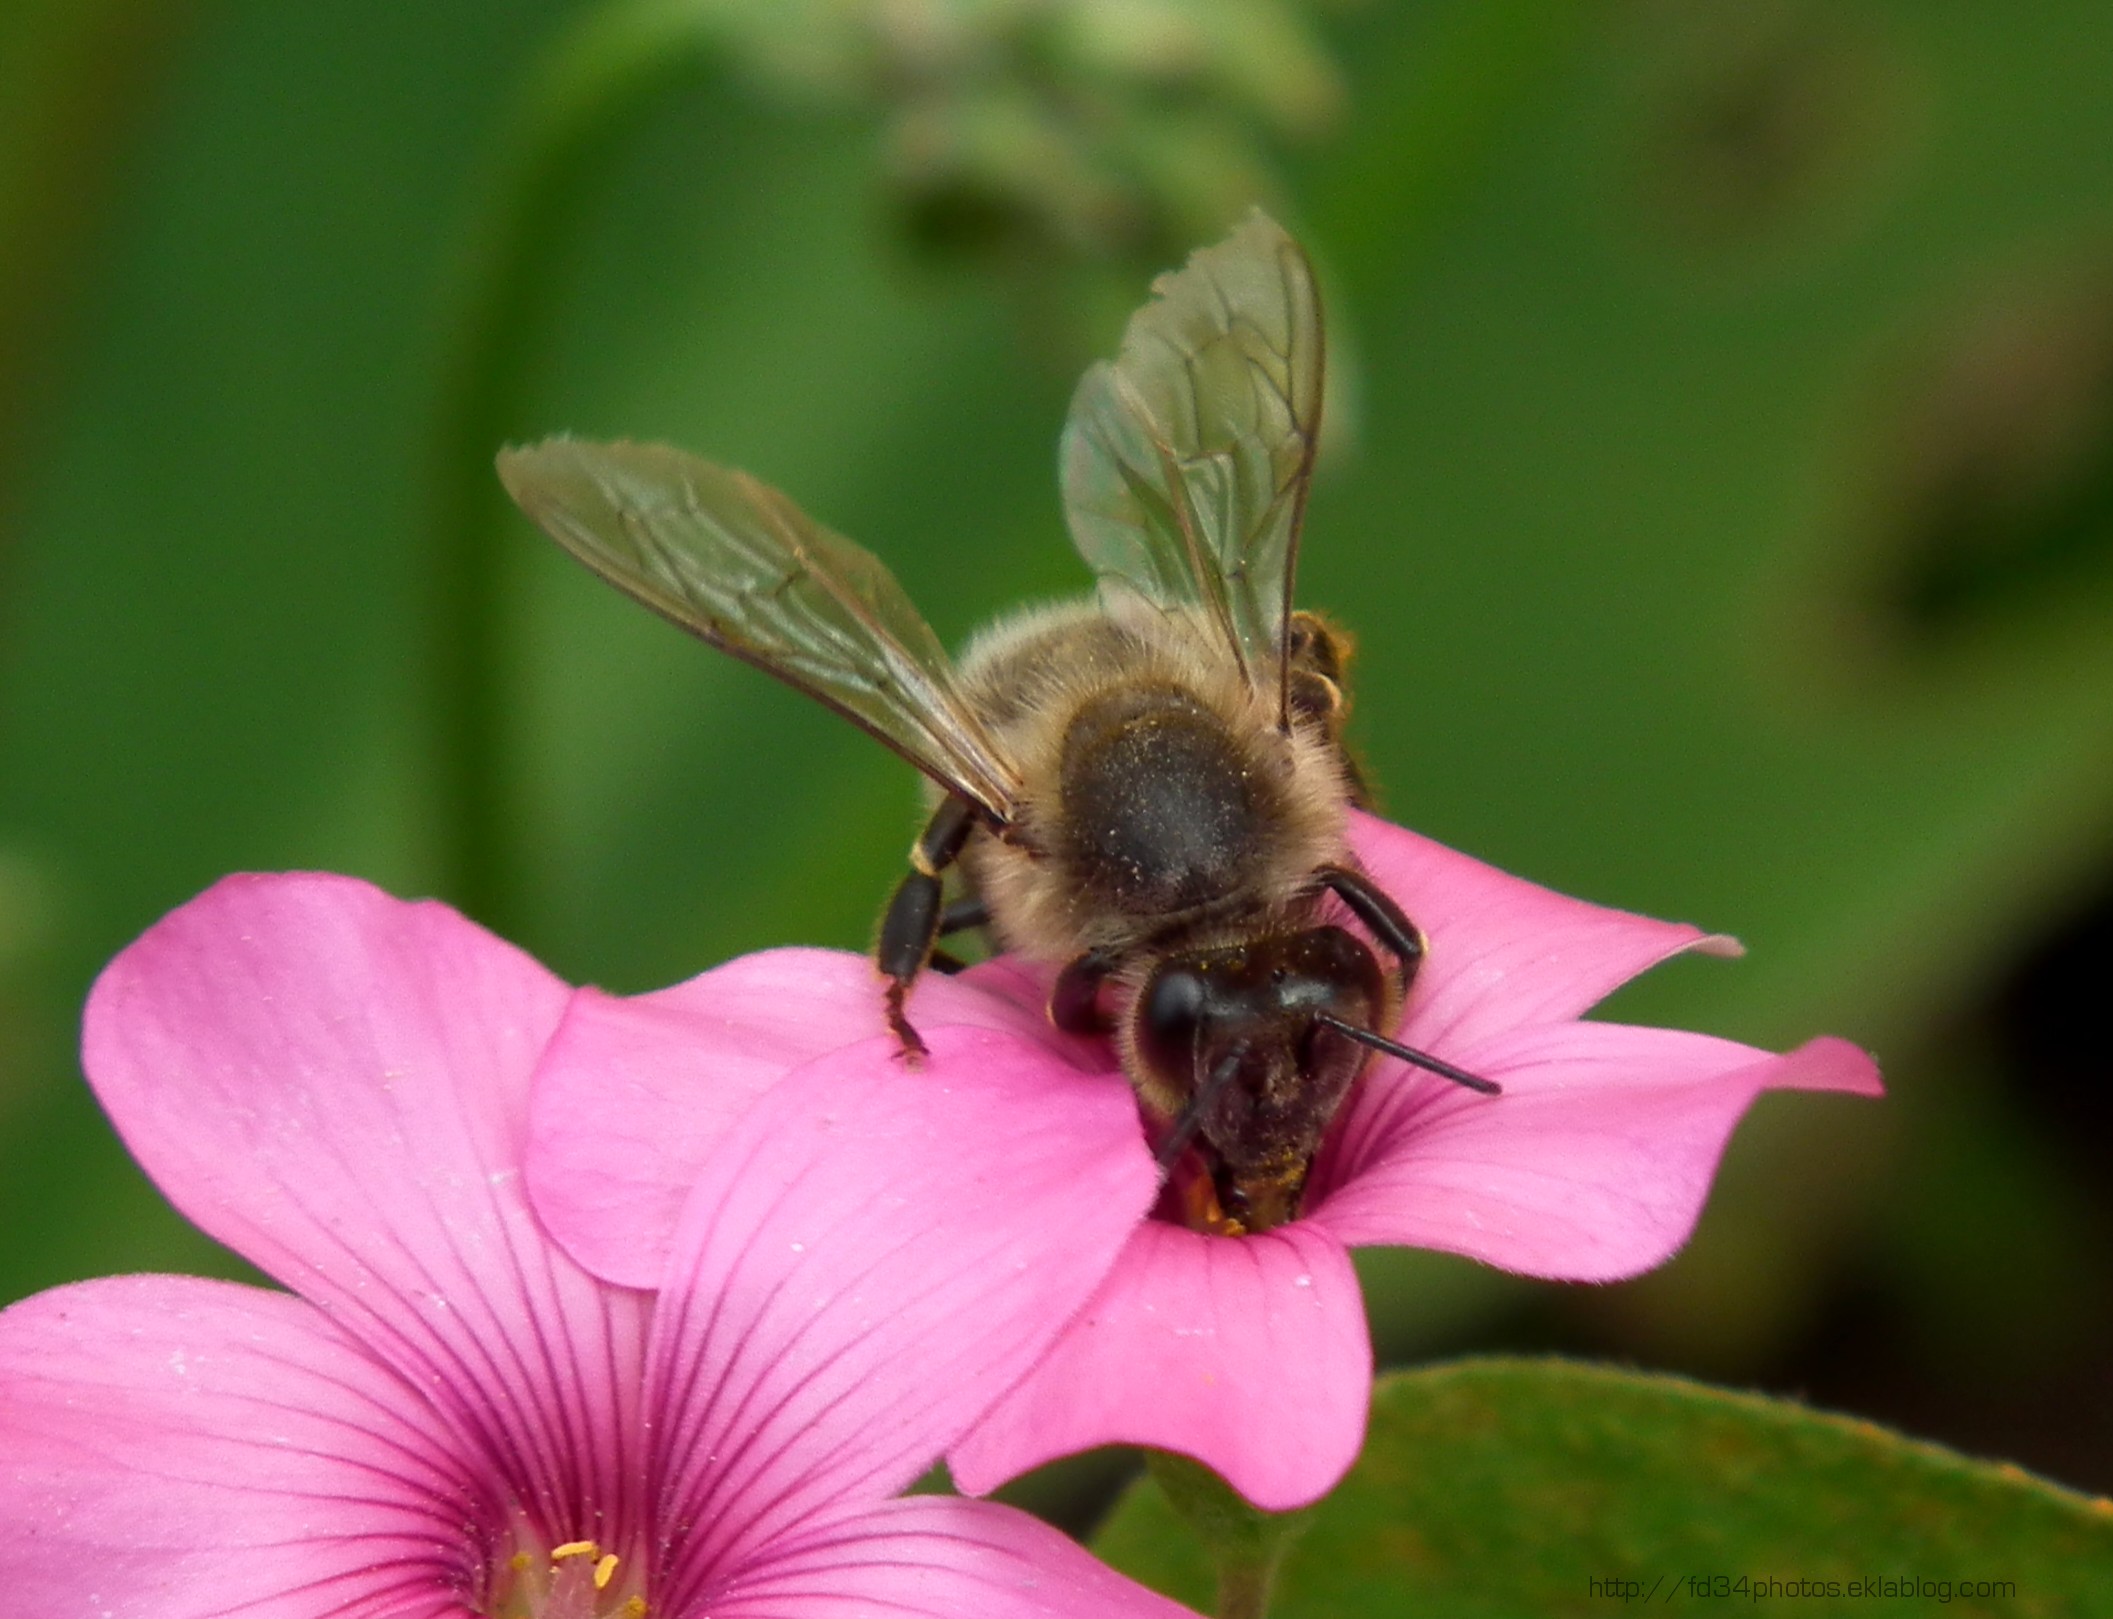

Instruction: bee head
[1131,926,1388,1231]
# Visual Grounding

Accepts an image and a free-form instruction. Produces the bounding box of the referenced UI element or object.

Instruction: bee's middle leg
[927,896,991,975]
[876,796,979,1061]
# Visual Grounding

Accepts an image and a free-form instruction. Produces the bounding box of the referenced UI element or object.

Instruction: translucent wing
[497,437,1021,822]
[1060,209,1324,722]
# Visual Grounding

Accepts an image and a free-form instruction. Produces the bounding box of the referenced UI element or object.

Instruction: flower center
[486,1529,649,1619]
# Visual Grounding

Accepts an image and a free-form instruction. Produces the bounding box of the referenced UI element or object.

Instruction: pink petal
[709,1495,1198,1617]
[80,873,654,1540]
[0,1274,478,1619]
[527,950,874,1291]
[1347,811,1739,1052]
[1308,1026,1883,1281]
[640,1024,1157,1602]
[529,949,1090,1288]
[948,1219,1371,1513]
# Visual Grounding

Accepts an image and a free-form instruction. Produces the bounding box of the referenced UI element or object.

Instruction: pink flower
[0,874,1194,1618]
[525,814,1883,1515]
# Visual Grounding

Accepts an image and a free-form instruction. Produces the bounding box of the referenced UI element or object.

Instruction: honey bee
[498,210,1497,1235]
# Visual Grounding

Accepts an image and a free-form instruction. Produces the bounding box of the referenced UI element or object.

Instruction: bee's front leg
[1050,947,1122,1035]
[1316,864,1426,1005]
[876,796,980,1062]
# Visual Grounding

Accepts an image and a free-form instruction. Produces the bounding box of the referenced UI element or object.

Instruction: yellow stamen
[549,1539,599,1561]
[594,1553,620,1590]
[623,1599,649,1617]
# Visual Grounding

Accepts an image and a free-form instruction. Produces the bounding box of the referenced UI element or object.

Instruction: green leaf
[1095,1359,2113,1618]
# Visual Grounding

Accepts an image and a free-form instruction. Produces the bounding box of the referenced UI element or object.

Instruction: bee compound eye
[1137,963,1211,1075]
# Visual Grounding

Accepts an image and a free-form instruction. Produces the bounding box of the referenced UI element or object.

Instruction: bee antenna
[1155,1050,1246,1176]
[1314,1013,1502,1096]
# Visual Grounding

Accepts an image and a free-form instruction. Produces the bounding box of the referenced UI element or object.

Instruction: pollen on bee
[594,1554,620,1590]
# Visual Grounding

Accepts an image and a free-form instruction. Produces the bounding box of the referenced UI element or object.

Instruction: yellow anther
[594,1553,620,1590]
[509,1552,532,1572]
[623,1599,649,1617]
[549,1540,599,1561]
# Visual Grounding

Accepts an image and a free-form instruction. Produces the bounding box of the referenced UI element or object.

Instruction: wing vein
[1058,210,1323,706]
[496,439,1021,822]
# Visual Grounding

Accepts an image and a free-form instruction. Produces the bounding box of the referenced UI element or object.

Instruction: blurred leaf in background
[2,0,2111,1536]
[1097,1362,2113,1615]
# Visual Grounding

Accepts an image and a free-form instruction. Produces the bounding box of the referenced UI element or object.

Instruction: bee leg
[877,796,979,1063]
[1050,947,1122,1035]
[938,896,991,938]
[926,895,994,976]
[1317,864,1426,1000]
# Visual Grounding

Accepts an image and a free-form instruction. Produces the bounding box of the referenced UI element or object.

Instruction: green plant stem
[1215,1561,1274,1619]
[1144,1451,1311,1619]
[425,0,741,933]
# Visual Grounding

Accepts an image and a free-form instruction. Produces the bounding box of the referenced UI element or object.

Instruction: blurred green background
[4,0,2111,1525]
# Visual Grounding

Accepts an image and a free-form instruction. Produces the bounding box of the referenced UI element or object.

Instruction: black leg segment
[877,795,979,1060]
[1050,947,1122,1035]
[938,895,991,939]
[1317,863,1425,997]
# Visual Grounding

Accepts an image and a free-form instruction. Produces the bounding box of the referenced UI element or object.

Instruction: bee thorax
[1059,687,1260,914]
[951,598,1351,964]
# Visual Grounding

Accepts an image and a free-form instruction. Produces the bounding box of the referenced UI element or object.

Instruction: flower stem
[1144,1452,1311,1619]
[424,0,738,933]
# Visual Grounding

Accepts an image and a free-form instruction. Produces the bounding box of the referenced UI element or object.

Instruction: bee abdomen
[1058,686,1263,916]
